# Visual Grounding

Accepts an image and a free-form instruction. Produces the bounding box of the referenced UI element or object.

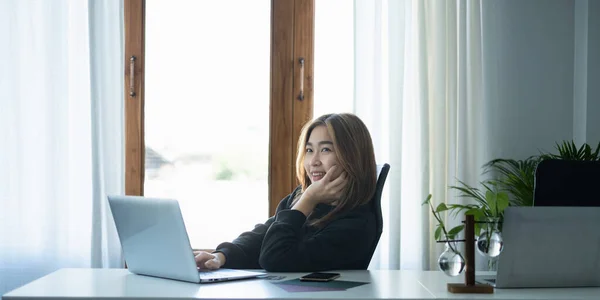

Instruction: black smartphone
[299,272,341,282]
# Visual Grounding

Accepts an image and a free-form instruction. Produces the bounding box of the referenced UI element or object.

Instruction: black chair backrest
[362,163,390,269]
[533,159,600,206]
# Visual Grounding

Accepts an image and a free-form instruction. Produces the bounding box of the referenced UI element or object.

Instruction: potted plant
[445,140,600,227]
[482,157,539,207]
[425,140,600,274]
[424,184,510,275]
[482,141,600,208]
[541,140,600,161]
[422,194,465,276]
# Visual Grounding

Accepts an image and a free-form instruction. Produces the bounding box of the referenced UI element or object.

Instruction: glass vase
[437,242,465,277]
[487,256,499,271]
[476,217,504,258]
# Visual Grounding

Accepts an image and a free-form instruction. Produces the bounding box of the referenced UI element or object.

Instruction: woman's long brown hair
[293,113,377,227]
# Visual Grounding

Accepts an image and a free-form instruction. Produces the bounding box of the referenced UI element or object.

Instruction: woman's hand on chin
[306,165,347,204]
[294,166,347,215]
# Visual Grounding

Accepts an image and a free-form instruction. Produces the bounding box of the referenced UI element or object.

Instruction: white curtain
[0,0,124,295]
[356,0,487,270]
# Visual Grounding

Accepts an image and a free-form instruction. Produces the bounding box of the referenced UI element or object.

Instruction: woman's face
[304,125,339,183]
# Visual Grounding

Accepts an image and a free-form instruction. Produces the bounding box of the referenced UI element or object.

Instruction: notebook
[476,206,600,288]
[107,195,264,283]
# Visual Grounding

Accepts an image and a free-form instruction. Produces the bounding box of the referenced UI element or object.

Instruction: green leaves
[484,141,600,208]
[542,140,600,161]
[447,225,464,239]
[435,226,442,241]
[425,140,600,248]
[450,180,487,207]
[486,190,509,217]
[496,192,509,214]
[422,194,433,205]
[485,191,497,215]
[483,157,538,207]
[485,141,599,208]
[424,194,458,242]
[436,203,448,212]
[464,207,485,220]
[427,183,510,241]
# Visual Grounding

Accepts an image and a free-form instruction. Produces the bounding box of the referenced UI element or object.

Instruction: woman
[195,113,378,272]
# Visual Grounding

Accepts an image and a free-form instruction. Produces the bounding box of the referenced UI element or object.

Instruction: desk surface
[3,268,600,300]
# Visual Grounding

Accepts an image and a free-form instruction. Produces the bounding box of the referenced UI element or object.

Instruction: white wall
[481,0,578,161]
[586,0,600,144]
[475,0,600,270]
[574,0,600,146]
[573,0,588,145]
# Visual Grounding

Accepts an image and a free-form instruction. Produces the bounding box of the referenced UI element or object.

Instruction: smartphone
[299,272,341,282]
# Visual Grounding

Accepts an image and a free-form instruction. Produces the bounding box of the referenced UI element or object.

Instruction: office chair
[361,163,390,269]
[533,159,600,206]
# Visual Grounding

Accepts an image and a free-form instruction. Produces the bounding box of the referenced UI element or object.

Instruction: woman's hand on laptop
[194,251,226,270]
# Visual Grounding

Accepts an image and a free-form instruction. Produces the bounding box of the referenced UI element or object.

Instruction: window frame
[123,0,314,217]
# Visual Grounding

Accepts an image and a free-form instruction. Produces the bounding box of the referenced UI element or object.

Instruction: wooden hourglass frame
[442,214,495,294]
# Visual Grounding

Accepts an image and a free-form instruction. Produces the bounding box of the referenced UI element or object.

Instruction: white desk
[415,271,600,299]
[3,268,600,300]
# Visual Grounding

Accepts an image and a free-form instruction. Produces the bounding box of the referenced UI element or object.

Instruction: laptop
[477,206,600,288]
[107,195,264,283]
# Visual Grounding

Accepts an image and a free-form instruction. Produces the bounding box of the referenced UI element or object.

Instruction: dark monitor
[533,159,600,206]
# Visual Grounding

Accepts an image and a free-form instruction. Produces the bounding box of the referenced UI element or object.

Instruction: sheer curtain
[356,0,487,270]
[0,0,124,295]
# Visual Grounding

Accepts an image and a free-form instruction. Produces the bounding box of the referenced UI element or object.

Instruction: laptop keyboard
[198,269,242,279]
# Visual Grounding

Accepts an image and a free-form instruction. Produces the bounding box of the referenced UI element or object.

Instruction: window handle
[297,57,305,100]
[129,56,136,97]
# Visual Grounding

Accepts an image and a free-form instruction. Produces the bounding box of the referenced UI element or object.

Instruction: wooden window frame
[124,0,145,197]
[269,0,314,215]
[124,0,314,217]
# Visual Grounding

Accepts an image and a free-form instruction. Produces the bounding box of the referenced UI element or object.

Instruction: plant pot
[476,217,504,258]
[438,242,465,277]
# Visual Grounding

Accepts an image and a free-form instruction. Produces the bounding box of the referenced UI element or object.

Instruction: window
[124,0,314,249]
[314,0,354,116]
[143,0,270,248]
